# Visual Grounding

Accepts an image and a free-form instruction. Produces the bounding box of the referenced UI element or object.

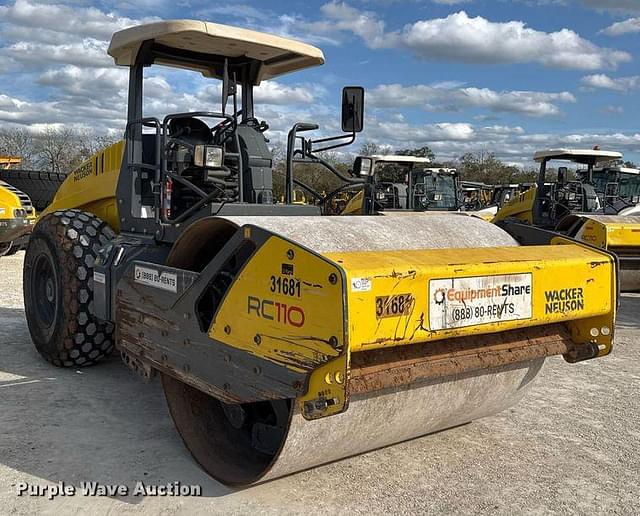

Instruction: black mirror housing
[558,166,568,184]
[354,156,373,175]
[342,86,365,133]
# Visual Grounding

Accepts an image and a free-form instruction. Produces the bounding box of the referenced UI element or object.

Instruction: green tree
[397,145,435,161]
[457,151,535,185]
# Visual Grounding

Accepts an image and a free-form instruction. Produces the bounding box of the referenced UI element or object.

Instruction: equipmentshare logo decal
[134,265,177,293]
[429,273,532,330]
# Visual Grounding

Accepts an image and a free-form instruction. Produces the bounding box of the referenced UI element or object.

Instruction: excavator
[22,20,618,485]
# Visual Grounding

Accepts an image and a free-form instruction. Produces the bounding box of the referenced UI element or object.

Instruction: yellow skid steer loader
[24,20,618,485]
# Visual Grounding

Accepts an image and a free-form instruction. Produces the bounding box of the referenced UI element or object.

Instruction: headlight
[194,145,224,168]
[632,196,639,203]
[568,193,576,201]
[0,208,5,216]
[13,208,26,218]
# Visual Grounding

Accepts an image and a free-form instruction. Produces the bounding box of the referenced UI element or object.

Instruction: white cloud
[317,5,631,70]
[579,0,640,14]
[581,74,640,92]
[0,0,317,134]
[601,17,640,36]
[602,105,624,115]
[368,83,576,116]
[358,115,640,163]
[254,82,316,105]
[522,0,640,14]
[391,11,629,69]
[0,0,157,70]
[0,0,149,41]
[4,40,113,68]
[1,69,318,133]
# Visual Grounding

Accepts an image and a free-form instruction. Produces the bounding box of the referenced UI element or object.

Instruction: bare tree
[358,141,393,157]
[0,128,35,168]
[33,127,80,173]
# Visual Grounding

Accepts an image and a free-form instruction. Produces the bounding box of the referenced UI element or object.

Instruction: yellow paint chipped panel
[325,245,615,352]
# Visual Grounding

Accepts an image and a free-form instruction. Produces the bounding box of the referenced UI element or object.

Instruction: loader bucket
[557,214,640,292]
[116,214,616,485]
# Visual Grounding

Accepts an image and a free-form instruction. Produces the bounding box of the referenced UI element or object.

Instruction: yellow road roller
[24,20,618,485]
[494,149,640,291]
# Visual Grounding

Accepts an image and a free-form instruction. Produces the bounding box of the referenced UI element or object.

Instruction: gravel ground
[0,250,638,515]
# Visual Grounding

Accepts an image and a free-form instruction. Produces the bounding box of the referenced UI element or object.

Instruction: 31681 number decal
[375,293,414,318]
[270,275,301,298]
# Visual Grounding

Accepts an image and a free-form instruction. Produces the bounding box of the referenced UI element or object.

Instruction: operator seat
[168,117,213,145]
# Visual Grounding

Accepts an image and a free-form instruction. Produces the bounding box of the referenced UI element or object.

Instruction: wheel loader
[0,156,64,256]
[494,148,640,291]
[0,178,35,256]
[23,20,618,486]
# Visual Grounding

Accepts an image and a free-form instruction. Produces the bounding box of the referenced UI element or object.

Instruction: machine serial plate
[429,273,532,330]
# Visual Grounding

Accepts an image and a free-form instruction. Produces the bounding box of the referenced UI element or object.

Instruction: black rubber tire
[1,169,67,211]
[23,209,115,367]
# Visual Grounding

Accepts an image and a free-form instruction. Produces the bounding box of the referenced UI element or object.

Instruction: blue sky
[0,0,638,165]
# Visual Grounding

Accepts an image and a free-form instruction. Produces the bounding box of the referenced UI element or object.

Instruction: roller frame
[113,217,616,420]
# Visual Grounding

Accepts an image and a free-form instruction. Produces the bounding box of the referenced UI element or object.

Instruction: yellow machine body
[209,230,616,420]
[567,215,640,291]
[43,141,124,232]
[492,185,536,224]
[571,215,640,249]
[0,156,22,169]
[0,180,34,245]
[340,190,365,215]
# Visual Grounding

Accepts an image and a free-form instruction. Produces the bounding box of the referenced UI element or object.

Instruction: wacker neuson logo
[134,265,177,292]
[544,287,585,314]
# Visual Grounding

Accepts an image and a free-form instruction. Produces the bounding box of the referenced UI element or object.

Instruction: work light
[194,145,224,168]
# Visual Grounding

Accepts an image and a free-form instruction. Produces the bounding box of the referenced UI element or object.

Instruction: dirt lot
[1,250,638,515]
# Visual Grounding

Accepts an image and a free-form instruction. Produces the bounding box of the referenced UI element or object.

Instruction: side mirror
[354,156,373,176]
[605,182,619,197]
[342,86,365,133]
[558,167,568,184]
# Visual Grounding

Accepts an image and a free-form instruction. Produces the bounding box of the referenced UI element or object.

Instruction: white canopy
[368,155,432,164]
[108,20,325,83]
[533,149,622,164]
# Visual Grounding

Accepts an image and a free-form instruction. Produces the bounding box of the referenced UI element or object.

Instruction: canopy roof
[594,166,640,176]
[533,149,622,164]
[368,155,432,165]
[108,20,325,83]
